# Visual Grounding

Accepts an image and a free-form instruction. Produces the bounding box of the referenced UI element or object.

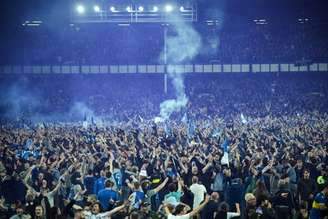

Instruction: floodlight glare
[152,6,159,12]
[94,5,100,12]
[180,6,185,12]
[110,6,116,12]
[138,6,144,12]
[76,5,85,14]
[165,5,173,12]
[126,6,132,12]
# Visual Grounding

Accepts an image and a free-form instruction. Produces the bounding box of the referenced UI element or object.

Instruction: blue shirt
[84,176,96,195]
[113,170,122,189]
[310,192,328,219]
[93,177,106,195]
[97,188,119,210]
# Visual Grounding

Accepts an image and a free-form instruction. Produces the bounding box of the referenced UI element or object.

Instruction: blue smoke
[0,78,99,124]
[0,78,41,120]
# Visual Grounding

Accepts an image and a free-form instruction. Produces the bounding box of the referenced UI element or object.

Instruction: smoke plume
[157,10,202,122]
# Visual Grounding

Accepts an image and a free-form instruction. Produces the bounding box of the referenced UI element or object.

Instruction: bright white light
[138,6,144,12]
[76,5,85,14]
[110,6,116,12]
[94,5,100,12]
[154,117,164,123]
[126,6,132,12]
[152,6,159,12]
[180,6,184,12]
[165,5,173,12]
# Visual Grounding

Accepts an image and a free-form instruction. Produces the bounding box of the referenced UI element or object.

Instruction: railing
[0,63,327,74]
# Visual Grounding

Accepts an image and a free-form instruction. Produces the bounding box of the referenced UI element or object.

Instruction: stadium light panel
[138,6,144,12]
[180,6,184,12]
[126,6,132,12]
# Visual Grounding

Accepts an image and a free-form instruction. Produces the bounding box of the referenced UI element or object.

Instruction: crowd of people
[0,72,328,219]
[1,1,328,218]
[1,73,328,122]
[1,22,328,65]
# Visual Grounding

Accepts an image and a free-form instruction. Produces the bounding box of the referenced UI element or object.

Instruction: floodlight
[110,6,116,12]
[165,5,173,12]
[152,6,159,12]
[138,6,144,12]
[94,5,100,12]
[76,5,85,14]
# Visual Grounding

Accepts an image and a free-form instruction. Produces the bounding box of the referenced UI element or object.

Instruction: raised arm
[48,178,63,195]
[164,154,170,169]
[177,177,184,192]
[176,157,188,174]
[202,156,213,174]
[235,203,241,214]
[102,202,127,217]
[153,177,169,193]
[125,179,135,190]
[54,154,66,169]
[189,195,210,217]
[108,151,114,173]
[49,162,74,195]
[23,165,38,194]
[163,203,172,216]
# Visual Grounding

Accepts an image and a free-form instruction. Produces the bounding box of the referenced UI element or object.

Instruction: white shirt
[167,213,191,219]
[189,183,207,209]
[227,212,240,219]
[83,211,110,219]
[9,215,31,219]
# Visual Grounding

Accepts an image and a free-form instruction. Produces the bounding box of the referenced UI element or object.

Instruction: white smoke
[70,102,102,126]
[159,71,188,121]
[164,15,202,63]
[157,11,202,122]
